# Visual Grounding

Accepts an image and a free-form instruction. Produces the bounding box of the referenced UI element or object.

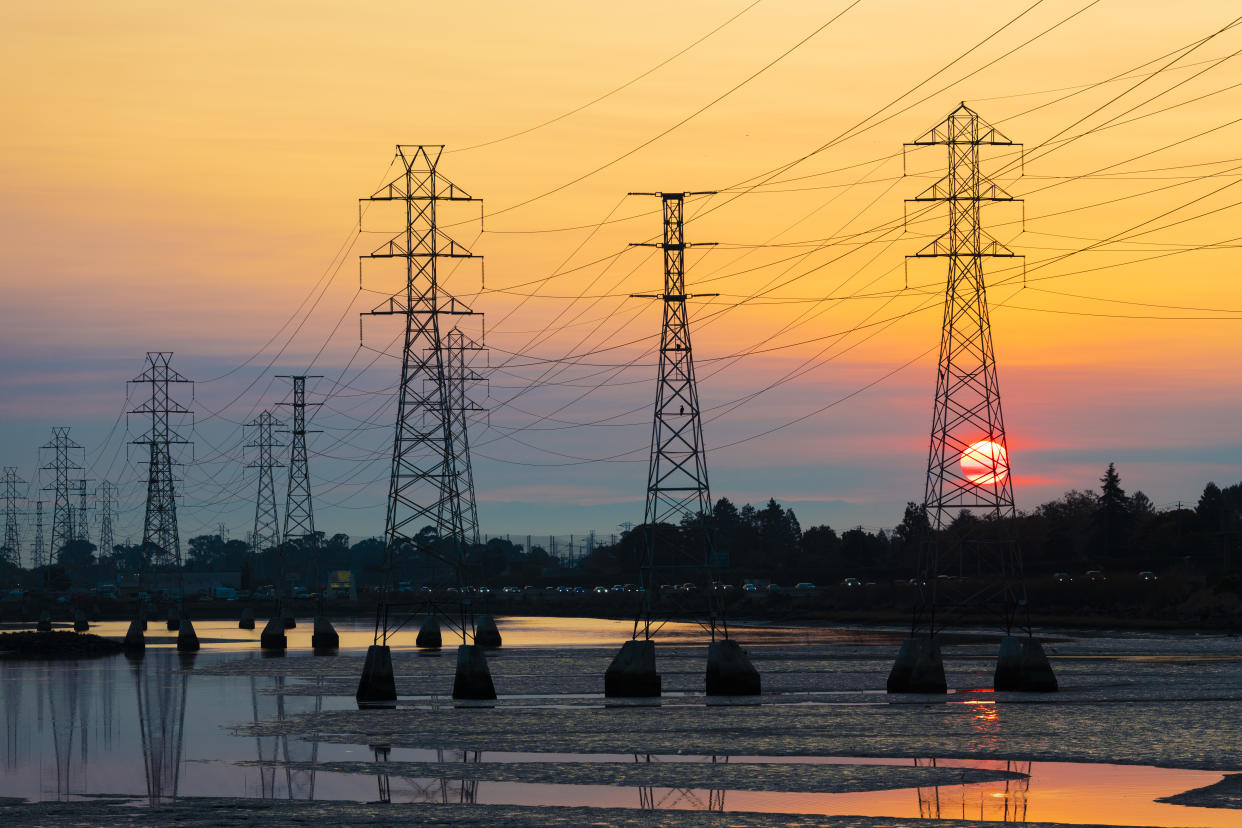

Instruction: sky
[2,0,1241,556]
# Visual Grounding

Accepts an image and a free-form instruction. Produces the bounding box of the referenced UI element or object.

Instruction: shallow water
[2,616,1242,825]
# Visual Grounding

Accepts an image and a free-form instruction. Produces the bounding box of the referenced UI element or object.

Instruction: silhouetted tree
[1095,463,1131,560]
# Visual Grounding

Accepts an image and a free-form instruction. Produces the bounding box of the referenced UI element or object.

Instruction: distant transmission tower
[443,328,484,546]
[277,376,321,582]
[31,501,45,569]
[129,352,193,573]
[2,468,24,567]
[629,191,720,640]
[890,104,1054,693]
[245,410,284,554]
[41,427,84,558]
[75,478,92,544]
[96,481,116,563]
[360,145,482,644]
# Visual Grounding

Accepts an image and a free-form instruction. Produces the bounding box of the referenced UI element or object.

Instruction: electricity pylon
[277,375,321,588]
[629,192,722,641]
[129,353,192,573]
[75,478,91,544]
[96,481,116,564]
[2,468,24,567]
[360,145,481,647]
[443,328,484,546]
[890,103,1054,693]
[245,411,284,555]
[31,500,46,570]
[41,427,84,559]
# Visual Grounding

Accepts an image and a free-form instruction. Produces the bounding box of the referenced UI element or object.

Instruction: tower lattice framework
[245,410,284,554]
[2,467,24,567]
[40,427,84,558]
[75,478,91,544]
[360,145,483,644]
[129,352,193,572]
[96,481,116,563]
[443,328,484,546]
[630,192,723,640]
[906,103,1026,633]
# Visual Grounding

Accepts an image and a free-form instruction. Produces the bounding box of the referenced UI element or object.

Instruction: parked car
[842,578,862,587]
[742,583,758,592]
[794,582,816,591]
[1054,572,1072,583]
[594,586,609,594]
[1139,570,1158,581]
[1086,570,1107,582]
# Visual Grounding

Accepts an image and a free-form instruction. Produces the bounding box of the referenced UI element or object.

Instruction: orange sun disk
[961,440,1008,485]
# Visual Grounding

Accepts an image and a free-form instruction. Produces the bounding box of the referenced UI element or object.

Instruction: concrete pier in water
[887,637,947,693]
[260,617,287,650]
[474,615,502,649]
[994,635,1058,692]
[605,639,661,699]
[706,639,761,696]
[36,610,52,632]
[356,644,397,705]
[123,616,145,653]
[176,616,200,651]
[165,605,180,631]
[72,609,89,632]
[416,615,442,649]
[311,616,339,650]
[452,644,497,701]
[239,606,255,630]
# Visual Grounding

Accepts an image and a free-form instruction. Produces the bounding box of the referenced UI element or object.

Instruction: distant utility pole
[31,501,45,570]
[629,191,722,640]
[40,427,84,558]
[129,352,193,572]
[97,481,117,564]
[245,410,284,555]
[2,467,24,567]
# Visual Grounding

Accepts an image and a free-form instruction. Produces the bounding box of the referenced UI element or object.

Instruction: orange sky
[2,0,1241,541]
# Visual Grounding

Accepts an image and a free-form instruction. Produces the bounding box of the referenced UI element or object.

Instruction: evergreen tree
[1096,462,1131,559]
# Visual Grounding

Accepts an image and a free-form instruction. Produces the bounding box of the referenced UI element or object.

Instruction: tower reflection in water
[634,754,727,812]
[249,674,323,800]
[131,649,188,805]
[914,757,1031,822]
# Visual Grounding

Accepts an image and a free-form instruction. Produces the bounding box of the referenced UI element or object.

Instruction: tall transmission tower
[277,376,321,586]
[629,192,720,640]
[31,501,46,570]
[40,427,85,558]
[890,103,1053,693]
[443,328,484,546]
[360,145,481,643]
[96,481,116,563]
[2,468,24,567]
[245,411,284,555]
[128,352,193,573]
[75,478,92,544]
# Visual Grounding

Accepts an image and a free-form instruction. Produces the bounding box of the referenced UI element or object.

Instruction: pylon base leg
[357,644,397,706]
[73,609,89,632]
[239,606,255,630]
[887,637,947,694]
[312,616,339,651]
[123,616,145,653]
[994,636,1057,692]
[165,606,180,631]
[176,617,200,652]
[605,639,661,699]
[706,639,761,696]
[416,615,442,649]
[474,615,502,649]
[260,617,287,650]
[453,644,497,701]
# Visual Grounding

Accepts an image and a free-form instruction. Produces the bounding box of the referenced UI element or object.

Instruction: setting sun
[961,440,1009,486]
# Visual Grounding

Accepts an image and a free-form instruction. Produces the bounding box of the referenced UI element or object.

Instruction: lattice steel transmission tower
[360,145,482,645]
[443,329,484,546]
[31,500,46,570]
[41,427,84,558]
[75,478,91,544]
[629,192,722,640]
[890,104,1054,693]
[129,353,193,572]
[245,411,284,554]
[2,468,24,567]
[277,376,321,580]
[96,481,116,563]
